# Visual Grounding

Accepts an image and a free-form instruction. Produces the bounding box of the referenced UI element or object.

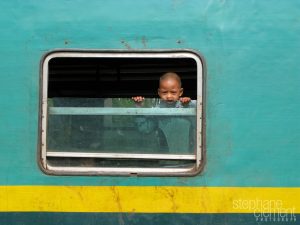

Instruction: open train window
[39,50,205,176]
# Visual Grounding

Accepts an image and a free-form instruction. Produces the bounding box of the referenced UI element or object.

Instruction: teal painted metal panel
[0,0,299,186]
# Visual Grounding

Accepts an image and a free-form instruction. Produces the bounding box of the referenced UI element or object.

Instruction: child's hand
[179,97,191,104]
[132,96,145,103]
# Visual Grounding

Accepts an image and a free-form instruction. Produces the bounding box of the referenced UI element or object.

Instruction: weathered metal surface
[0,0,299,223]
[0,0,299,186]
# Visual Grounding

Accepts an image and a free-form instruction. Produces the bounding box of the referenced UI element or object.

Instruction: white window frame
[39,49,205,176]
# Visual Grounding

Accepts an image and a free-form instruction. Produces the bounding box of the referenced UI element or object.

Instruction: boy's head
[158,72,183,103]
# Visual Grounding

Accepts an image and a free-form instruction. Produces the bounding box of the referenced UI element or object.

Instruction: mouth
[165,100,176,104]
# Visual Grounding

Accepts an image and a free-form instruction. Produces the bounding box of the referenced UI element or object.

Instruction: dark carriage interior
[48,57,197,99]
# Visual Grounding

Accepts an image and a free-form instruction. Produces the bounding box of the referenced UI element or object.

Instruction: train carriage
[0,0,299,224]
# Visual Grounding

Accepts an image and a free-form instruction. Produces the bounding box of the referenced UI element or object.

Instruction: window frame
[39,49,205,176]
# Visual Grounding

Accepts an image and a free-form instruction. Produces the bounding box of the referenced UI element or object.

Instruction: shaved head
[159,72,181,88]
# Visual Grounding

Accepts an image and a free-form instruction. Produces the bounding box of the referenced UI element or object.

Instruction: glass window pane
[47,98,196,155]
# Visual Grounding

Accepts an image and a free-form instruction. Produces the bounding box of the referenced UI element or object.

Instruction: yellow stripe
[0,186,299,213]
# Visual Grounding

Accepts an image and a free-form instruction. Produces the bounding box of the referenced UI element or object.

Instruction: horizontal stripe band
[0,212,298,225]
[0,186,299,213]
[49,107,196,116]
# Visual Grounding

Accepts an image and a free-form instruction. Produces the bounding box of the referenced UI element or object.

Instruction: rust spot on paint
[121,40,132,49]
[142,36,147,48]
[161,187,179,212]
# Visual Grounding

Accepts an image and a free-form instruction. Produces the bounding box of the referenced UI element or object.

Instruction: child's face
[158,78,183,103]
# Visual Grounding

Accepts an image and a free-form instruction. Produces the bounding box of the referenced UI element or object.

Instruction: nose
[166,93,173,100]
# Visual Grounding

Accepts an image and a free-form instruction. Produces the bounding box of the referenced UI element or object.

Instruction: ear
[179,88,183,96]
[157,88,161,96]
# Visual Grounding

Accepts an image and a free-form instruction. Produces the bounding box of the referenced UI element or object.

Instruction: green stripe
[0,212,298,225]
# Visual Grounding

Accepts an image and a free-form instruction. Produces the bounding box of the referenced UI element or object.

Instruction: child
[132,72,193,107]
[132,72,196,153]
